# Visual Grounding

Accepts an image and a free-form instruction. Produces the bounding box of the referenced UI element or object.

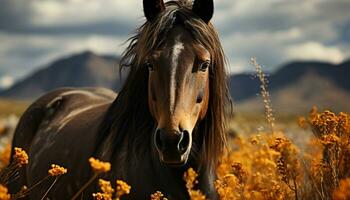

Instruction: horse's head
[142,0,216,166]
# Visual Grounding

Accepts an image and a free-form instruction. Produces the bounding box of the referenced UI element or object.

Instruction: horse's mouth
[160,159,187,167]
[158,152,189,167]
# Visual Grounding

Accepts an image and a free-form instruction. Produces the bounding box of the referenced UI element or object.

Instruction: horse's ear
[192,0,214,24]
[143,0,165,22]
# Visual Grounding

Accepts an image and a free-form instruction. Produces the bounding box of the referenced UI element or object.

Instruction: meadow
[0,61,349,200]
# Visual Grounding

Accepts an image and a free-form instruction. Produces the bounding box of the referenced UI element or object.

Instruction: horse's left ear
[192,0,214,24]
[143,0,165,22]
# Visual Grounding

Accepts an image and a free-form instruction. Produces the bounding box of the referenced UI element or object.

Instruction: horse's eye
[145,61,154,71]
[199,61,210,72]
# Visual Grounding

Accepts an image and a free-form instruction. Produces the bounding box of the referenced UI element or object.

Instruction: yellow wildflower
[89,157,111,173]
[333,178,350,200]
[310,110,339,137]
[188,190,206,200]
[183,168,206,200]
[215,174,238,200]
[151,191,168,200]
[92,192,111,200]
[116,180,131,198]
[48,164,67,176]
[320,134,340,146]
[184,168,198,190]
[99,179,114,196]
[0,184,10,200]
[298,116,308,129]
[13,147,28,166]
[231,162,247,184]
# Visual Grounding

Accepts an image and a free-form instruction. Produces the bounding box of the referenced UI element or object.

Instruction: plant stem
[12,175,50,200]
[293,178,299,200]
[71,173,98,200]
[40,177,59,200]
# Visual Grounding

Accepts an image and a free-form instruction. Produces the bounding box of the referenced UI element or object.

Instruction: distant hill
[231,60,350,113]
[230,61,350,101]
[1,51,349,113]
[0,51,124,99]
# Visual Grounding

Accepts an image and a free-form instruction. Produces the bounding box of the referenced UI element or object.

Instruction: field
[0,71,349,200]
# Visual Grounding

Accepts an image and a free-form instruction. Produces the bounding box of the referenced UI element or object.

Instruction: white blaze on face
[170,40,184,113]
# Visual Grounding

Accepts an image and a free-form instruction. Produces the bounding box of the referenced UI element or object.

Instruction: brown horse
[9,0,231,199]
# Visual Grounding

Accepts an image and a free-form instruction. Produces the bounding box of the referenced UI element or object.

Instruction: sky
[0,0,350,89]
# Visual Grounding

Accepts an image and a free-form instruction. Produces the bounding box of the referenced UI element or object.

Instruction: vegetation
[0,60,348,199]
[0,99,29,118]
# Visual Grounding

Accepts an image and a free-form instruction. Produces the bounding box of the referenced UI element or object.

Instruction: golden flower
[48,164,67,176]
[338,112,350,135]
[183,168,206,200]
[333,178,350,200]
[215,174,238,200]
[188,190,206,200]
[183,168,198,190]
[92,179,114,200]
[270,137,291,152]
[249,135,260,145]
[231,162,247,184]
[89,157,111,173]
[92,192,111,200]
[310,110,339,137]
[0,184,10,200]
[298,116,308,129]
[320,134,340,146]
[116,180,131,198]
[13,147,28,166]
[99,179,114,196]
[270,137,300,190]
[150,191,168,200]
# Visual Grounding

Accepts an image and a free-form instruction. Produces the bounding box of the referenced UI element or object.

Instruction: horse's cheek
[198,76,210,120]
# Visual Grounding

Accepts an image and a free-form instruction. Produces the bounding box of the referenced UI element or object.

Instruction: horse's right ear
[143,0,165,22]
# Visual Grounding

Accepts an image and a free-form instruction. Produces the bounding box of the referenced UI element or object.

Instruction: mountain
[231,60,350,113]
[230,61,350,101]
[0,51,124,99]
[1,51,349,113]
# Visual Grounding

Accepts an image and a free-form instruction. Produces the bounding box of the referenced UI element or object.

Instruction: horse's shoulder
[23,87,115,121]
[34,87,115,105]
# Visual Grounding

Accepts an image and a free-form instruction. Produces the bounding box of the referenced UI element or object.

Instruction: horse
[9,0,231,199]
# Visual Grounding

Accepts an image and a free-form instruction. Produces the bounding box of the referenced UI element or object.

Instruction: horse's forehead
[163,25,193,50]
[154,25,210,69]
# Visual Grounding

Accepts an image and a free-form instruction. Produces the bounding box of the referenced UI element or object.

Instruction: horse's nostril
[178,130,190,154]
[154,129,164,151]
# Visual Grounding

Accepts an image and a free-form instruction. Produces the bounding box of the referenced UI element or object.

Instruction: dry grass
[0,113,349,200]
[0,99,29,118]
[215,108,350,200]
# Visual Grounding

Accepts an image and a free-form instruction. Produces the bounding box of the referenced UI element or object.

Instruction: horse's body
[10,88,115,198]
[9,0,230,199]
[11,87,213,199]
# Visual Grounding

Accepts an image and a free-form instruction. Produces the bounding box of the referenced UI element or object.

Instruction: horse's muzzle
[154,128,191,166]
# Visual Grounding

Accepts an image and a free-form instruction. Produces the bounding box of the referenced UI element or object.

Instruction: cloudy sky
[0,0,350,89]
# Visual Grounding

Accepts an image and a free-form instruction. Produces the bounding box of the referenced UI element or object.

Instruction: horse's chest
[122,164,189,199]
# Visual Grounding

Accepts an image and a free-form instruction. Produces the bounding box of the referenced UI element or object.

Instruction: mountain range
[1,51,349,114]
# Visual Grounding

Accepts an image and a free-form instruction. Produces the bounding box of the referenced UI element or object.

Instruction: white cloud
[0,32,127,79]
[286,42,345,64]
[0,76,14,89]
[30,0,141,26]
[0,0,350,78]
